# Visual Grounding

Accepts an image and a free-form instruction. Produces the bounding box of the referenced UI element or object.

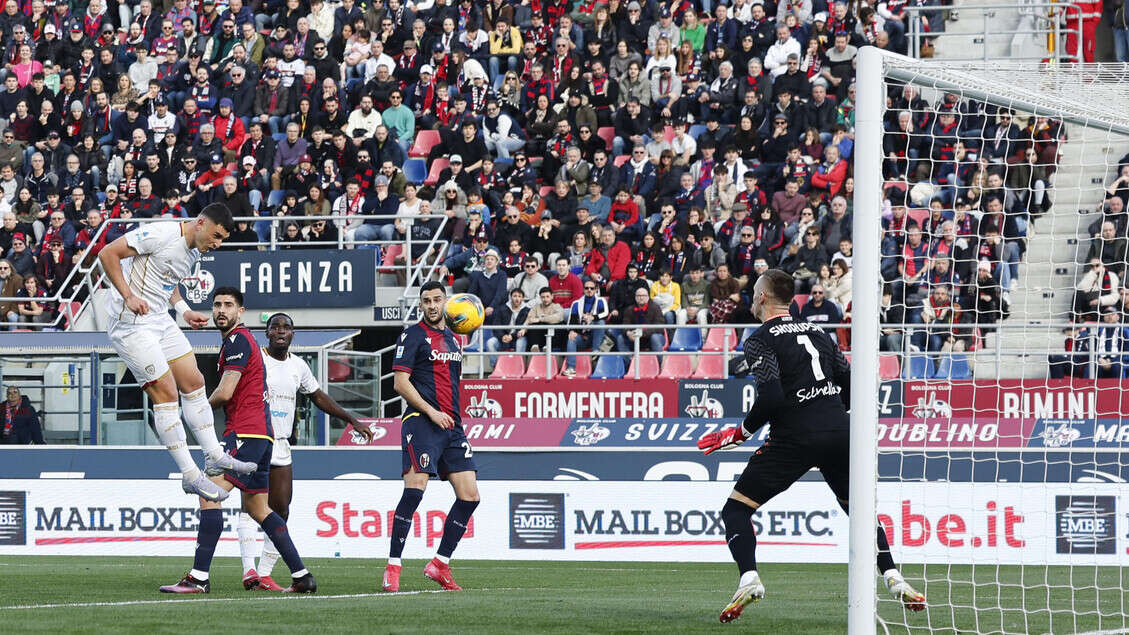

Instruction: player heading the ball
[98,204,257,502]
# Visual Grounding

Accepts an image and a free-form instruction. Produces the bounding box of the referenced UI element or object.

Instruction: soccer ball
[444,293,485,335]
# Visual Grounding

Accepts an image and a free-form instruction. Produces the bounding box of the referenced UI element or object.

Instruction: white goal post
[851,48,1129,635]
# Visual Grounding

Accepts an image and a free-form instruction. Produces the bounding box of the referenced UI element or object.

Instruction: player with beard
[382,281,481,593]
[697,269,925,622]
[238,313,372,591]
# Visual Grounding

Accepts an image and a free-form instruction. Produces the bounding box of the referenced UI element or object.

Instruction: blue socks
[260,512,306,576]
[389,488,424,559]
[437,499,480,559]
[192,508,223,576]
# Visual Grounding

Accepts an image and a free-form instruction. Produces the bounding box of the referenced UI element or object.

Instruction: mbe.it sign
[182,249,376,309]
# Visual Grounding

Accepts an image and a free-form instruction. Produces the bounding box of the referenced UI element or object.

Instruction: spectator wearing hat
[440,230,494,293]
[467,246,508,318]
[6,231,33,277]
[210,97,246,163]
[254,69,289,135]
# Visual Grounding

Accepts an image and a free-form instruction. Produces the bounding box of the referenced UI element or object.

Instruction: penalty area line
[1063,630,1129,635]
[0,587,533,611]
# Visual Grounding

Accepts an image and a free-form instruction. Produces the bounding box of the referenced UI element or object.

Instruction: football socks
[192,508,223,577]
[437,498,479,559]
[153,402,198,478]
[237,512,258,573]
[722,498,759,574]
[180,388,225,460]
[260,512,305,576]
[876,525,897,573]
[389,488,424,559]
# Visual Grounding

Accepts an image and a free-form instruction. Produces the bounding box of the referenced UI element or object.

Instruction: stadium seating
[424,158,450,186]
[702,328,739,352]
[569,356,593,379]
[902,356,934,379]
[613,154,631,167]
[625,354,661,379]
[688,124,707,139]
[328,359,352,382]
[489,355,526,379]
[590,355,626,379]
[878,354,901,379]
[691,353,727,379]
[524,353,559,379]
[667,327,703,352]
[659,354,693,378]
[931,355,972,380]
[408,130,441,158]
[596,127,615,151]
[792,294,810,311]
[402,158,427,185]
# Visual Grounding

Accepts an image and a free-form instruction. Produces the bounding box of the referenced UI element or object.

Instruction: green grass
[0,557,1125,634]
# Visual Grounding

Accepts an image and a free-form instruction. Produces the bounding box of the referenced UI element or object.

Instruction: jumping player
[383,281,481,593]
[159,288,316,594]
[239,312,372,592]
[697,269,925,622]
[98,204,256,502]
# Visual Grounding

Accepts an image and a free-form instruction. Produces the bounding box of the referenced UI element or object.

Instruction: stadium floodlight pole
[847,44,883,635]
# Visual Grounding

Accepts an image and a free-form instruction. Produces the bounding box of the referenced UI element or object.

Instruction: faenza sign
[184,249,376,309]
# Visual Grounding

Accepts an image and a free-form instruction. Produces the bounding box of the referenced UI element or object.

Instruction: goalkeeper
[697,269,925,623]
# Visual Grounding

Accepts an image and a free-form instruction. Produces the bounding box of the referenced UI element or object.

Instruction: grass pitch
[0,557,1125,633]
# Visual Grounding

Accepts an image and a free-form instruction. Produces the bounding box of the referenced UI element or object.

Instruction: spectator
[0,258,21,326]
[486,288,530,366]
[879,285,907,352]
[1092,306,1129,378]
[509,257,549,305]
[826,260,853,310]
[466,247,508,320]
[782,224,829,293]
[518,287,564,352]
[1087,220,1128,277]
[1074,258,1120,322]
[563,280,610,376]
[708,262,742,323]
[649,268,681,324]
[914,284,966,354]
[2,386,43,444]
[615,285,664,355]
[15,274,51,329]
[549,256,583,309]
[1049,326,1091,379]
[678,265,710,330]
[795,283,844,329]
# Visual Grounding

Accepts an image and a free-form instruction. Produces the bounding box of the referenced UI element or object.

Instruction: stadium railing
[902,2,1082,62]
[0,214,451,331]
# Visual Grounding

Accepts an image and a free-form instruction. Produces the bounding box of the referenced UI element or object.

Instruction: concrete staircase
[932,0,1049,62]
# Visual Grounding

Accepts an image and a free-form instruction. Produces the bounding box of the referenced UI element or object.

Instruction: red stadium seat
[792,294,810,311]
[328,359,352,382]
[702,328,739,352]
[596,126,615,151]
[613,154,631,167]
[524,353,558,379]
[539,185,554,197]
[691,353,726,378]
[424,158,450,186]
[663,125,676,143]
[879,355,901,380]
[659,354,693,378]
[569,355,593,379]
[489,355,526,379]
[907,207,929,228]
[625,354,660,379]
[409,130,441,157]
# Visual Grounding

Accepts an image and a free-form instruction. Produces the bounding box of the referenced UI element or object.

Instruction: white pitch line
[0,587,531,611]
[1065,629,1129,635]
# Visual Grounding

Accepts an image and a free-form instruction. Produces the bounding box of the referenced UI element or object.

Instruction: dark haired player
[238,312,372,591]
[383,280,481,593]
[697,269,925,622]
[99,203,256,502]
[159,288,316,594]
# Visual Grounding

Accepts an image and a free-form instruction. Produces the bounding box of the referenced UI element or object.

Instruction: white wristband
[174,300,191,320]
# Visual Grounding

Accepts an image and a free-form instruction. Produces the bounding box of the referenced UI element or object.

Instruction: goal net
[850,49,1129,634]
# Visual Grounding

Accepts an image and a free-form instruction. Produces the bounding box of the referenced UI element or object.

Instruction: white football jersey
[261,348,320,439]
[107,220,199,325]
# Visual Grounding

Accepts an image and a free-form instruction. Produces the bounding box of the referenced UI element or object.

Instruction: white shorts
[107,315,194,388]
[271,437,293,467]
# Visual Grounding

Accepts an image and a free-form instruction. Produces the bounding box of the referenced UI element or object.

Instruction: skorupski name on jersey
[768,320,820,336]
[796,380,843,403]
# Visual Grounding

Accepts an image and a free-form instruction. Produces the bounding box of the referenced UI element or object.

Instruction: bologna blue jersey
[218,325,274,439]
[392,321,463,426]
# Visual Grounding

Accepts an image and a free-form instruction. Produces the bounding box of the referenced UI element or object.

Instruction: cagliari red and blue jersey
[392,321,463,426]
[218,324,274,439]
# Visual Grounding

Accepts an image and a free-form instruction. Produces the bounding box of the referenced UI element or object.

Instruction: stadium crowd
[0,0,1058,351]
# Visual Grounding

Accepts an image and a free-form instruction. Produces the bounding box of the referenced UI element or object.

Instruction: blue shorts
[221,431,272,493]
[401,410,477,480]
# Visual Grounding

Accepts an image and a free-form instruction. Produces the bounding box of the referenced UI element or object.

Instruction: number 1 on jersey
[797,335,826,381]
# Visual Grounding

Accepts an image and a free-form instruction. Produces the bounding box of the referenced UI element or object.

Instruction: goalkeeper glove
[697,426,748,455]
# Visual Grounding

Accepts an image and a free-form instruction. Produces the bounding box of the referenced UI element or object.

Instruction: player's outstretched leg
[878,526,925,611]
[384,487,424,592]
[255,512,315,593]
[719,498,765,623]
[237,512,261,589]
[424,498,479,591]
[180,388,257,476]
[152,401,228,502]
[159,508,222,593]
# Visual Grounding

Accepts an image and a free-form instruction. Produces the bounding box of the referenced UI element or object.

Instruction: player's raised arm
[393,371,454,429]
[209,369,243,409]
[309,389,373,442]
[98,236,147,315]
